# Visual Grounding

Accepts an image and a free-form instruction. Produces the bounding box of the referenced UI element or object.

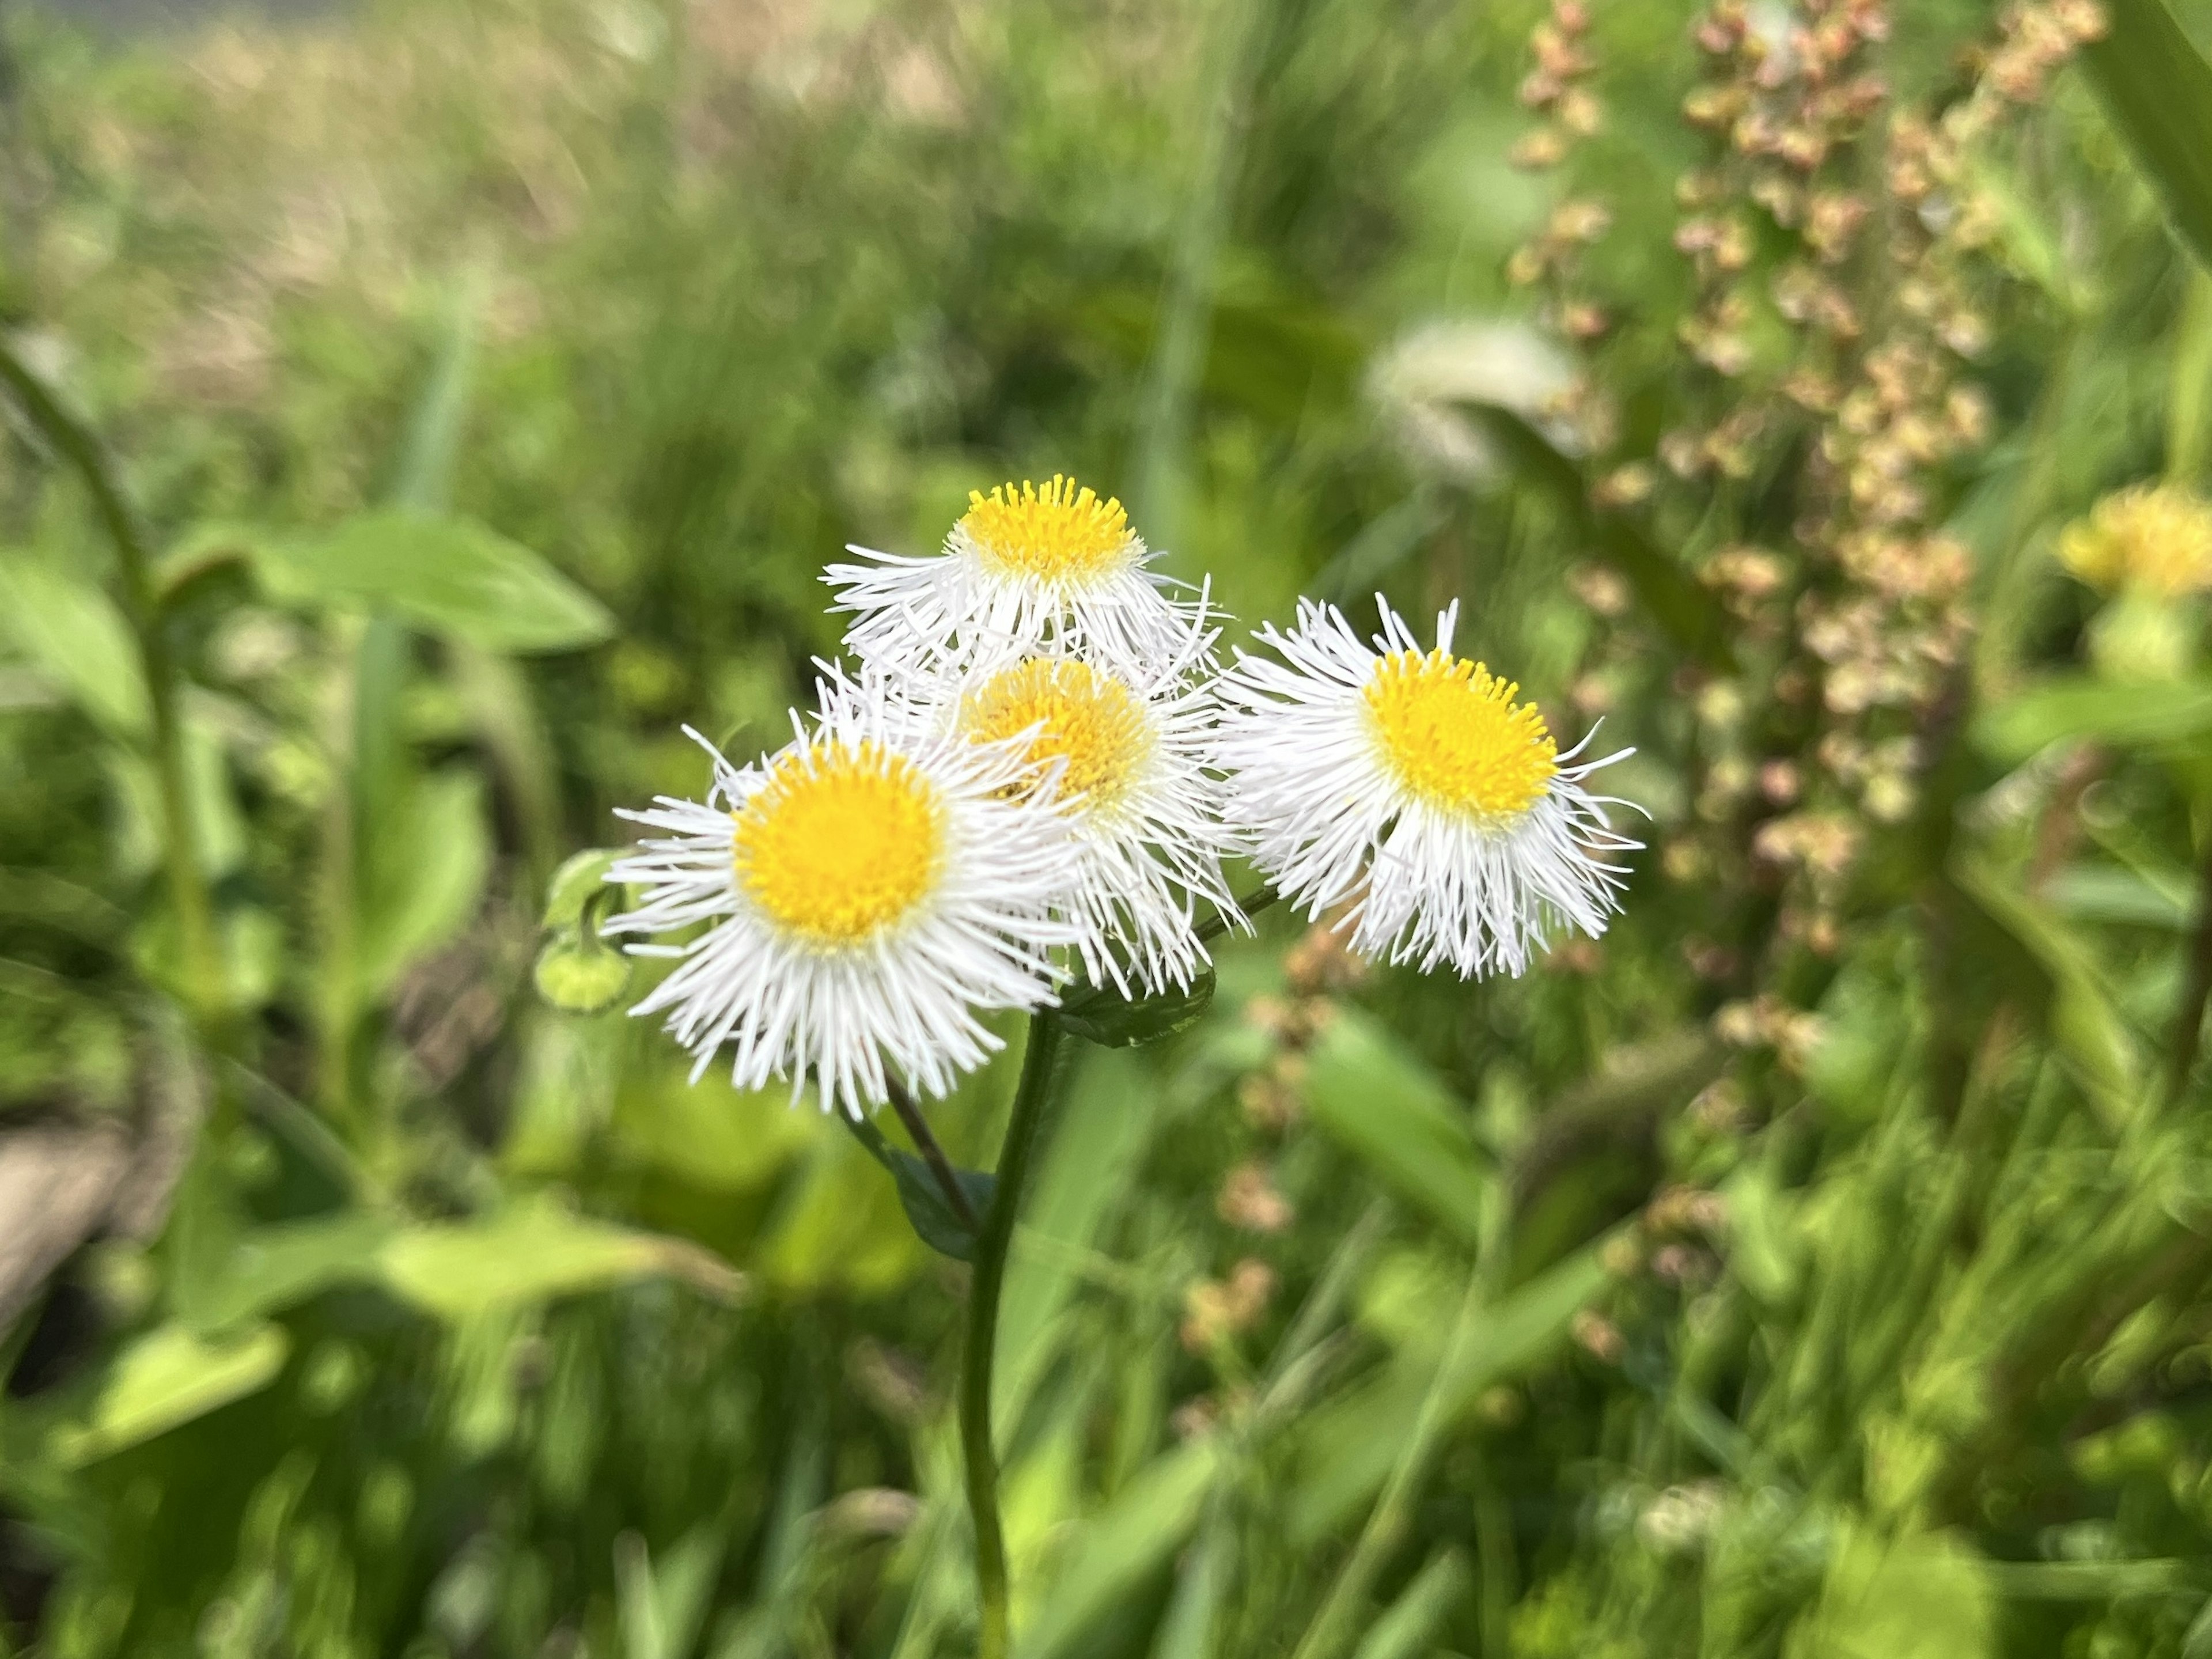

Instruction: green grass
[6,0,2212,1654]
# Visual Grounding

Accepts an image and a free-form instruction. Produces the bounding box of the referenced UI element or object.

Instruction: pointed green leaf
[1303,1007,1493,1243]
[0,558,148,740]
[2082,0,2212,273]
[376,1202,741,1317]
[1975,673,2212,759]
[249,510,613,653]
[1058,964,1215,1047]
[839,1111,994,1261]
[51,1321,289,1468]
[190,1211,397,1332]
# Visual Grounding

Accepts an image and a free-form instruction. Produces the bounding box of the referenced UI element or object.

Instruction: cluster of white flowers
[608,476,1639,1116]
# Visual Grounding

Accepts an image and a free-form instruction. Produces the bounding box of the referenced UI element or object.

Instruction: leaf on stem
[1056,964,1216,1048]
[840,1111,996,1262]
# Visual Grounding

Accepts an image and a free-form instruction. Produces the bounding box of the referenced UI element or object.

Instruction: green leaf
[249,510,614,653]
[1954,855,2142,1120]
[0,558,149,740]
[189,1211,397,1333]
[840,1109,995,1261]
[887,1150,994,1261]
[1974,673,2212,759]
[2046,862,2194,930]
[51,1321,289,1468]
[2082,0,2212,274]
[1353,1548,1471,1659]
[1016,1438,1224,1659]
[1302,1007,1493,1244]
[1797,1525,1995,1659]
[1289,1240,1612,1541]
[533,933,632,1014]
[543,846,623,929]
[1457,403,1735,671]
[376,1202,741,1319]
[1056,964,1215,1047]
[357,770,493,998]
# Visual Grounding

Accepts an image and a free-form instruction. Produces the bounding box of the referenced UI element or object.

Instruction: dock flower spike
[1215,596,1639,978]
[605,669,1080,1116]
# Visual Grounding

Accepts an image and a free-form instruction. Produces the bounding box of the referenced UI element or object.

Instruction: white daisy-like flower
[825,475,1198,670]
[889,619,1240,998]
[1215,596,1639,978]
[604,673,1080,1116]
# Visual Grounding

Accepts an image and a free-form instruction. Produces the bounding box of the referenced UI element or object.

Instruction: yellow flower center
[2059,484,2212,599]
[732,741,944,948]
[958,475,1135,583]
[1363,649,1558,823]
[962,657,1153,813]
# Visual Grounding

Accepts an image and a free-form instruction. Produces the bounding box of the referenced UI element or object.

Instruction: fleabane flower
[891,622,1239,998]
[605,673,1079,1116]
[1216,596,1638,978]
[825,475,1198,669]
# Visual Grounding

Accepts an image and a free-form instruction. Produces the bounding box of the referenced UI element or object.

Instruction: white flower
[887,619,1240,998]
[825,475,1198,671]
[605,672,1079,1116]
[1215,596,1638,978]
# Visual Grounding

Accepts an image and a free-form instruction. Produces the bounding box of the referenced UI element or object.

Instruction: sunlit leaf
[0,558,148,740]
[249,510,614,653]
[51,1322,289,1468]
[357,770,492,998]
[1975,673,2212,759]
[376,1202,741,1318]
[1797,1524,1995,1659]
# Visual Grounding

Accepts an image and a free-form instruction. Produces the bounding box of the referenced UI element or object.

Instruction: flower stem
[1196,881,1278,949]
[961,1008,1064,1659]
[0,334,224,1036]
[885,1081,981,1234]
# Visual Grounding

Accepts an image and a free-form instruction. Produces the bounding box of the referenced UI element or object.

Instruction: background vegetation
[7,0,2212,1653]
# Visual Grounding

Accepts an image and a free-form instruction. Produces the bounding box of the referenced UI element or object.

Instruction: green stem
[0,334,224,1033]
[886,1082,982,1234]
[2166,822,2212,1103]
[1195,881,1278,949]
[961,1009,1065,1659]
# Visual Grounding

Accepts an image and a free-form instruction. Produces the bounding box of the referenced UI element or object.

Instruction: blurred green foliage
[8,0,2212,1654]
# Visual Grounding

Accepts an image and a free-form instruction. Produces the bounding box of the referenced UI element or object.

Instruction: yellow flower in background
[2058,483,2212,599]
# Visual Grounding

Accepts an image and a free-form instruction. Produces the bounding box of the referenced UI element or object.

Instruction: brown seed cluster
[1513,1,2100,999]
